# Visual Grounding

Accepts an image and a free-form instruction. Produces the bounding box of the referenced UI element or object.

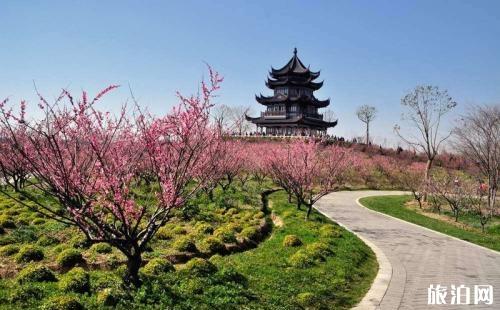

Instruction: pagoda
[246,48,337,136]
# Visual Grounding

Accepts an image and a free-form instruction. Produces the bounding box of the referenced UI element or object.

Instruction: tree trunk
[306,203,312,219]
[366,122,369,145]
[297,199,301,210]
[288,192,292,203]
[124,253,142,287]
[423,158,433,202]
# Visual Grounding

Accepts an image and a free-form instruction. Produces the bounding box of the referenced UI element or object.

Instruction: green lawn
[359,195,500,252]
[219,190,378,309]
[0,183,377,309]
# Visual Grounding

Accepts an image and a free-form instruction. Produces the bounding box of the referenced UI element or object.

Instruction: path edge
[314,205,392,310]
[356,194,500,256]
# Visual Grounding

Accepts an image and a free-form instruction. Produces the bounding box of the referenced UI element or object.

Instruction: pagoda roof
[245,114,338,129]
[270,48,320,78]
[266,76,323,90]
[255,94,330,108]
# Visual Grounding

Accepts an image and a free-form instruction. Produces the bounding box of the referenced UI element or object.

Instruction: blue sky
[1,0,499,146]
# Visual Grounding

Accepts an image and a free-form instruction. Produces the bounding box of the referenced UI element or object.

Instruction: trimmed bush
[239,227,260,240]
[217,266,247,284]
[283,235,302,247]
[17,264,57,283]
[288,250,315,268]
[16,245,44,263]
[141,258,175,277]
[172,236,197,252]
[0,215,16,229]
[90,242,112,254]
[37,235,60,246]
[91,272,122,291]
[213,227,236,243]
[31,218,46,225]
[178,278,205,295]
[194,222,214,235]
[40,295,84,310]
[172,225,187,235]
[9,285,45,303]
[156,226,174,240]
[296,292,318,308]
[197,236,225,254]
[184,258,217,276]
[58,267,90,293]
[0,244,19,256]
[319,224,341,238]
[97,287,124,307]
[306,242,333,260]
[253,211,265,219]
[56,249,84,268]
[69,235,90,249]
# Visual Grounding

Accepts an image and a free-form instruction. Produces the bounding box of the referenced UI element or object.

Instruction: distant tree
[394,85,457,188]
[356,105,377,145]
[212,104,252,135]
[454,104,499,217]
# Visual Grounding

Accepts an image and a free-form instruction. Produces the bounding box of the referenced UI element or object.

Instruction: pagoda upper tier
[266,48,323,90]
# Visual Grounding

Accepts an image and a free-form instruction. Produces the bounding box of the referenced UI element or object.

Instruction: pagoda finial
[293,47,297,56]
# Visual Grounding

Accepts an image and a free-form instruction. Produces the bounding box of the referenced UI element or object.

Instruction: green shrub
[156,226,174,240]
[31,218,46,225]
[208,254,224,265]
[56,249,84,268]
[194,222,214,235]
[306,242,333,260]
[96,287,125,307]
[58,267,90,293]
[91,272,122,291]
[288,250,315,268]
[184,258,217,276]
[253,211,265,219]
[40,295,84,310]
[178,278,205,295]
[16,245,44,263]
[172,236,197,252]
[225,223,243,233]
[37,235,60,246]
[225,208,238,216]
[0,215,16,228]
[172,225,187,235]
[69,234,90,249]
[213,227,236,243]
[0,244,19,256]
[217,266,247,284]
[0,235,15,245]
[197,236,225,253]
[9,284,45,303]
[239,227,260,240]
[90,242,112,254]
[17,264,57,283]
[296,292,318,308]
[141,258,175,277]
[283,235,302,247]
[319,224,341,238]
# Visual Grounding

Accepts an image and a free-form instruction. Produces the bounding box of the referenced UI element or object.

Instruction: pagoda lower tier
[245,114,337,136]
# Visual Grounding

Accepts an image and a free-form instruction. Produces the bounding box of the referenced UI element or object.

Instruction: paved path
[315,191,500,310]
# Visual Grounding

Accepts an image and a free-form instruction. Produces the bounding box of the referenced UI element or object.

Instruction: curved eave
[256,94,330,107]
[266,79,324,90]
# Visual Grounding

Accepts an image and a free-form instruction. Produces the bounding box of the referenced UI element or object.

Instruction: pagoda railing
[261,111,324,120]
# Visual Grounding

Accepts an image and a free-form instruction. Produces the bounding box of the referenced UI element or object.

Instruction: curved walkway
[315,191,500,310]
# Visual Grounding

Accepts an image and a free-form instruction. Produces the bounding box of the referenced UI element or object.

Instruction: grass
[359,195,500,252]
[0,182,378,309]
[218,190,378,309]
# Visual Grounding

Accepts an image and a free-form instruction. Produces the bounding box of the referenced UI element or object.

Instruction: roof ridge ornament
[293,47,297,56]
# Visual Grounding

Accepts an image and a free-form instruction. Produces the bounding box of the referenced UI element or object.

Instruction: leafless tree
[394,85,457,184]
[356,105,377,145]
[454,104,499,218]
[211,104,252,135]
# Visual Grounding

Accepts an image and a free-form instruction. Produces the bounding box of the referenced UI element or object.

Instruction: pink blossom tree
[0,117,30,191]
[266,140,351,219]
[0,68,223,286]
